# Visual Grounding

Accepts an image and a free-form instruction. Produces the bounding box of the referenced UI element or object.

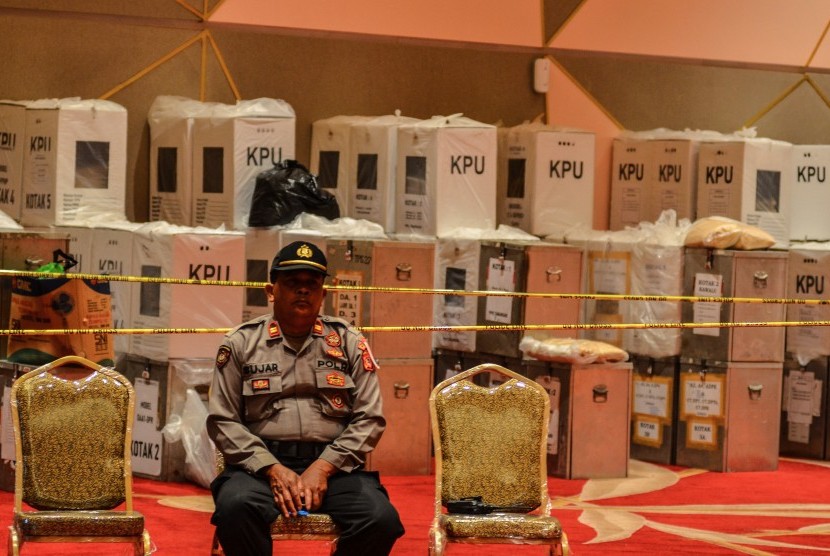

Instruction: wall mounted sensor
[533,57,550,94]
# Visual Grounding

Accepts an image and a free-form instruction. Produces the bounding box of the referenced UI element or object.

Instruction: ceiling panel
[0,0,202,20]
[751,80,830,144]
[210,0,543,47]
[552,0,830,68]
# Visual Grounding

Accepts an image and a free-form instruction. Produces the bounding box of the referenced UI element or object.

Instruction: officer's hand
[264,463,304,517]
[299,459,337,511]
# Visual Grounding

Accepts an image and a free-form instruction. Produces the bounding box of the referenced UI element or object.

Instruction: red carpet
[3,458,830,554]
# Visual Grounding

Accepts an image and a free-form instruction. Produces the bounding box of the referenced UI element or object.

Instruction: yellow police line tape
[0,320,826,336]
[0,269,827,306]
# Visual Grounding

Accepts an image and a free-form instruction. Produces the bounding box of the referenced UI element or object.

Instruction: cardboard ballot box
[696,138,792,248]
[629,356,680,465]
[610,137,651,230]
[130,226,245,361]
[681,248,787,363]
[0,102,26,221]
[780,355,829,461]
[791,145,830,242]
[646,138,699,223]
[523,359,632,479]
[0,230,70,360]
[395,115,496,236]
[675,358,782,472]
[192,99,296,230]
[21,98,127,226]
[497,123,595,237]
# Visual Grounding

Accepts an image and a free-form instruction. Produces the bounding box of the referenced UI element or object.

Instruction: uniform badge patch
[330,393,345,408]
[268,321,281,339]
[216,346,231,370]
[251,378,270,391]
[357,338,379,372]
[325,332,341,347]
[313,320,324,335]
[326,372,346,387]
[326,347,344,358]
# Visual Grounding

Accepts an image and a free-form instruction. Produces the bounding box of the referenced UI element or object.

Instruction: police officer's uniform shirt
[207,314,385,475]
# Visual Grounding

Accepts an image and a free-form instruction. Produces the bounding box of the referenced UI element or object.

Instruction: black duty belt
[266,440,330,459]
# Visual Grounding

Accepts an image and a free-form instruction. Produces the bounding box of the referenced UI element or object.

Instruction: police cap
[270,241,328,281]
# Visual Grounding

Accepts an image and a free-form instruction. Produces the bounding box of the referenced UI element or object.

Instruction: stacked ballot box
[21,99,128,227]
[130,227,245,361]
[119,355,213,482]
[324,236,435,360]
[681,248,787,363]
[629,356,680,465]
[696,138,792,248]
[522,358,632,479]
[191,99,296,230]
[365,358,434,476]
[395,115,497,236]
[0,360,38,492]
[0,230,71,360]
[780,356,830,461]
[497,123,595,237]
[0,102,26,221]
[675,358,782,472]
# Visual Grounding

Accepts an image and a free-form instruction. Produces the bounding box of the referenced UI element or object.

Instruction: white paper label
[787,421,810,444]
[684,379,723,418]
[132,379,163,476]
[633,379,669,419]
[636,419,660,442]
[592,257,628,294]
[693,273,722,336]
[334,271,363,326]
[485,258,515,324]
[689,419,715,444]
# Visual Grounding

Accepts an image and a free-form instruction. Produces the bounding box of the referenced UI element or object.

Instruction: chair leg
[137,530,152,556]
[427,527,444,556]
[7,526,19,556]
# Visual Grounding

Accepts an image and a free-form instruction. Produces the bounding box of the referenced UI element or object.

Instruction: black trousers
[211,456,405,556]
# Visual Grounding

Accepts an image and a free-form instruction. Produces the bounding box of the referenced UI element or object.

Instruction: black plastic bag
[248,160,340,227]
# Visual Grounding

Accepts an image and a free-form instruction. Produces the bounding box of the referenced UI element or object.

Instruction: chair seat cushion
[15,510,145,537]
[271,513,340,537]
[441,513,562,540]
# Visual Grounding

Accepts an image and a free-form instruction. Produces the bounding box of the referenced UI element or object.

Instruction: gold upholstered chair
[210,451,341,555]
[7,355,151,555]
[428,363,569,556]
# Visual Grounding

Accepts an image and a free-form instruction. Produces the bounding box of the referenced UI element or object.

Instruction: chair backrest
[11,356,135,511]
[429,364,550,512]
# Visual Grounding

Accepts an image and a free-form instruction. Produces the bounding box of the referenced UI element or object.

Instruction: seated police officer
[207,241,404,556]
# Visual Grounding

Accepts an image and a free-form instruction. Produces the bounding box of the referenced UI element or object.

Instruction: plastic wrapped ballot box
[324,237,435,360]
[21,98,128,227]
[497,123,595,237]
[523,359,632,479]
[790,145,830,242]
[780,356,829,461]
[610,137,651,231]
[120,355,213,482]
[786,246,830,362]
[365,358,433,475]
[629,356,680,465]
[696,138,792,248]
[681,248,787,363]
[0,101,26,221]
[191,98,296,230]
[675,358,782,472]
[0,231,70,360]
